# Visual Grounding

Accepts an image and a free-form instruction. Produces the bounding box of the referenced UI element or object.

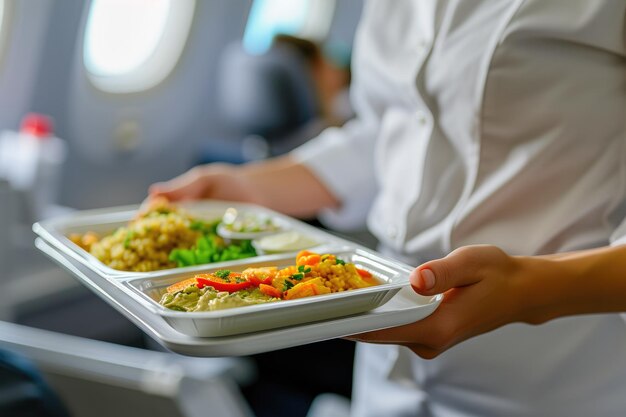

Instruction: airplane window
[83,0,195,93]
[0,0,8,65]
[243,0,336,55]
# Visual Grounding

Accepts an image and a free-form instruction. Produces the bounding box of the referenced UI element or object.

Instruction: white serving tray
[36,238,442,357]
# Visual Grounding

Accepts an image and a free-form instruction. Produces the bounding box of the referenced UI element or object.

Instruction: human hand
[350,245,552,359]
[148,163,257,203]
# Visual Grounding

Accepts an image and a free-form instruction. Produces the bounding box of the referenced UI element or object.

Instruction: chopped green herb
[297,265,312,274]
[190,220,206,231]
[189,220,218,234]
[123,230,135,249]
[215,269,231,279]
[335,258,346,265]
[291,273,304,281]
[283,280,295,291]
[235,277,246,283]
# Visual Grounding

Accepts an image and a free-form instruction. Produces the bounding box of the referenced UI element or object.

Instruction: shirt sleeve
[289,2,382,232]
[290,115,379,232]
[611,217,626,324]
[610,216,626,246]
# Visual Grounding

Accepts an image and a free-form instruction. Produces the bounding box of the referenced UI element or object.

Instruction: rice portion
[88,208,202,272]
[272,252,377,296]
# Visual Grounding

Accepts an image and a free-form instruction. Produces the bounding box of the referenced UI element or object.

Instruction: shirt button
[416,110,428,125]
[387,224,398,240]
[417,39,430,51]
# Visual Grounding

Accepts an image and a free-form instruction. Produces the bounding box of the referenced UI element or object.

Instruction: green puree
[159,285,278,312]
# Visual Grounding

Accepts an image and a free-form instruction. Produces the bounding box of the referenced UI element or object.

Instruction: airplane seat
[0,349,70,417]
[218,41,319,139]
[0,321,256,417]
[203,41,325,162]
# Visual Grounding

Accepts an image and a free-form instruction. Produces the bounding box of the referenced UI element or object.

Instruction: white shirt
[292,1,626,416]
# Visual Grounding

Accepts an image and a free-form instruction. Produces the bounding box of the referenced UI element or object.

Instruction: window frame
[0,0,13,70]
[83,0,196,94]
[297,0,335,42]
[243,0,336,55]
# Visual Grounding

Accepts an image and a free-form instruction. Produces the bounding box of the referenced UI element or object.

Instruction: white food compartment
[124,248,410,337]
[32,201,331,279]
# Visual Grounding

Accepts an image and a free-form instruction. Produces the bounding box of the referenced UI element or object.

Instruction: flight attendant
[151,1,626,415]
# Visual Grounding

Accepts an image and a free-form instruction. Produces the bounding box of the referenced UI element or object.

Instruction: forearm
[354,244,626,358]
[237,155,340,217]
[150,155,339,218]
[518,245,626,324]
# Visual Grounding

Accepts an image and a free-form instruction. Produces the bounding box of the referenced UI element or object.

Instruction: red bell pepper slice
[195,272,252,293]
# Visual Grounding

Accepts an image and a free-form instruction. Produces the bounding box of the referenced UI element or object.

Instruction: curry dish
[159,250,380,312]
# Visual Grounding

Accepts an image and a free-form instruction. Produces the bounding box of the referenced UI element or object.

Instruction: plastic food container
[216,207,291,240]
[252,231,319,254]
[32,201,331,279]
[123,247,410,337]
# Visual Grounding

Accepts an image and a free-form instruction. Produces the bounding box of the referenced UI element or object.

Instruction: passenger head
[271,34,351,123]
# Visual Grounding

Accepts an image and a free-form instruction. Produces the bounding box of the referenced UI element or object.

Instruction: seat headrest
[216,42,319,138]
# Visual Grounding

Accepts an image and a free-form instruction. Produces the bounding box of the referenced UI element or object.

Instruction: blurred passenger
[271,34,353,128]
[206,34,353,164]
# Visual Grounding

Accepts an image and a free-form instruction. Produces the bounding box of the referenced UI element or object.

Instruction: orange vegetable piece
[355,268,379,286]
[242,267,277,286]
[166,277,198,294]
[259,284,282,298]
[296,250,321,266]
[284,278,331,300]
[356,268,372,278]
[296,250,314,260]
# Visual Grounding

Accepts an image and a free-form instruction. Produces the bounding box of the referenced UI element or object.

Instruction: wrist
[512,256,573,326]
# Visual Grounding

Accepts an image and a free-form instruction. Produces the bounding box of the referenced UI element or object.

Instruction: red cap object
[20,113,54,139]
